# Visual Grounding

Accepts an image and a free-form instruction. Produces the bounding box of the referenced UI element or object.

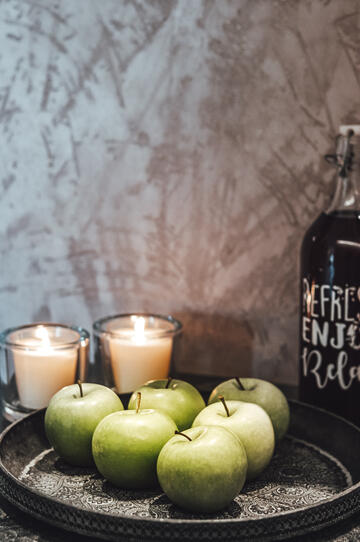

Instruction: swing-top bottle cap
[339,125,360,136]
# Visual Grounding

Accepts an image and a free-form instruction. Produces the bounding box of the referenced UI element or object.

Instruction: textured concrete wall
[1,0,360,383]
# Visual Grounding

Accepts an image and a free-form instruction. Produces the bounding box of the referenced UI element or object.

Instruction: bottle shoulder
[301,210,360,283]
[302,211,360,246]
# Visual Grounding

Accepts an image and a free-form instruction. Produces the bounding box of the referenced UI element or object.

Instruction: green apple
[157,425,247,513]
[127,378,205,431]
[208,378,290,441]
[193,398,275,480]
[45,382,123,466]
[92,397,177,489]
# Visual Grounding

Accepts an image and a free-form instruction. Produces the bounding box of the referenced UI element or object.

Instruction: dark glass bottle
[299,126,360,426]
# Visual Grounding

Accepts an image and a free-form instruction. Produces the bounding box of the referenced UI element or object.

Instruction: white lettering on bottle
[311,284,319,317]
[301,280,360,392]
[336,351,352,390]
[320,285,330,318]
[330,286,343,322]
[349,365,360,381]
[301,347,309,376]
[347,323,360,350]
[303,278,311,315]
[308,350,327,389]
[301,347,360,390]
[302,316,311,343]
[345,287,356,322]
[329,323,346,349]
[311,320,329,347]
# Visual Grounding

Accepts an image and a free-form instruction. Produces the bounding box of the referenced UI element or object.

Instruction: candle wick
[175,430,192,442]
[77,380,83,398]
[136,391,141,414]
[219,395,230,417]
[165,376,172,389]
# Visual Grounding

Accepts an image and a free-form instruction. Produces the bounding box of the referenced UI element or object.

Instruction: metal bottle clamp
[325,128,354,178]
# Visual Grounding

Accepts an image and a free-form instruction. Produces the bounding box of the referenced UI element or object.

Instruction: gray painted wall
[1,0,359,383]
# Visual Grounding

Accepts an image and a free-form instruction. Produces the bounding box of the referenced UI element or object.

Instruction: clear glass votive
[0,323,90,421]
[93,313,183,394]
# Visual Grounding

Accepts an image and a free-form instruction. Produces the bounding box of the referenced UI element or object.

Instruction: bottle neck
[326,134,360,213]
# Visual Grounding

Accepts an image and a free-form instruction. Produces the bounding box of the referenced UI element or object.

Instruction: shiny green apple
[92,407,177,489]
[208,378,290,441]
[45,383,123,466]
[193,399,275,480]
[127,378,205,431]
[157,425,247,513]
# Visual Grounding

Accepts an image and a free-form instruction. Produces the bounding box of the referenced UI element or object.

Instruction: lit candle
[12,325,78,409]
[108,316,174,394]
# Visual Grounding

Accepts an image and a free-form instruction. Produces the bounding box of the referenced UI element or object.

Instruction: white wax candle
[108,317,173,393]
[12,326,78,409]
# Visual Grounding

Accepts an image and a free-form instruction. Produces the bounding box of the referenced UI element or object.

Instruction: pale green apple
[208,378,290,441]
[157,425,247,513]
[193,399,275,480]
[127,378,205,431]
[92,408,177,488]
[45,383,123,466]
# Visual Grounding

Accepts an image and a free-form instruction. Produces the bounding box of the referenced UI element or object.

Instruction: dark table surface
[0,373,359,542]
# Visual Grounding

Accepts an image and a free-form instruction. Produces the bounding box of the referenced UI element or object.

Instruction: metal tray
[0,400,359,541]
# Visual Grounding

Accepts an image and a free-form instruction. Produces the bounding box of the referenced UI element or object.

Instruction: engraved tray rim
[0,399,360,541]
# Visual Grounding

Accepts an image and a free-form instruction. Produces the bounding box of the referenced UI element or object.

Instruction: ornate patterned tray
[0,400,359,541]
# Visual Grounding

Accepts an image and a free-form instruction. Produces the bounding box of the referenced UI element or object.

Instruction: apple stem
[235,377,245,390]
[77,380,83,398]
[136,392,141,414]
[175,430,192,442]
[165,376,172,389]
[219,395,230,417]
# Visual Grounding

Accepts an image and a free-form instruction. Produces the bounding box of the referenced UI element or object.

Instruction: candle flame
[132,317,146,344]
[35,325,51,347]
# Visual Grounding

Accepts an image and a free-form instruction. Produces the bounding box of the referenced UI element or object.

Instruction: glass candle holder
[0,323,90,421]
[93,313,182,394]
